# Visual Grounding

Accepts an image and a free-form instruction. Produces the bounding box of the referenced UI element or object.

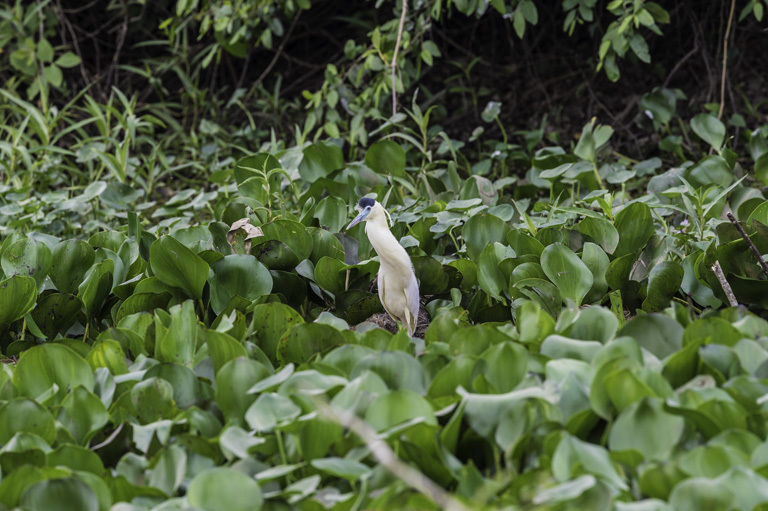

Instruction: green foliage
[2,1,768,510]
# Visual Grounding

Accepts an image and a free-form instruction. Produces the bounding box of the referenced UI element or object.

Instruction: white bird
[347,197,420,336]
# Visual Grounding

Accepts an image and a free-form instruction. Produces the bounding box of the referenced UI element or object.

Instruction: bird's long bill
[346,209,369,230]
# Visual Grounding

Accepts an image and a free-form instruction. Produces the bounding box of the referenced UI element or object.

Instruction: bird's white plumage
[352,201,419,335]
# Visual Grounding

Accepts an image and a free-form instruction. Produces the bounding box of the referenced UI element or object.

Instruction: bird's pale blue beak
[347,208,369,230]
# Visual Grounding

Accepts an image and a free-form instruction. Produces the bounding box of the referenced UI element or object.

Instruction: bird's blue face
[347,197,375,230]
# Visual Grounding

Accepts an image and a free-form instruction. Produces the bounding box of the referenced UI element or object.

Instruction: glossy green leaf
[187,467,263,511]
[613,202,654,258]
[298,142,344,183]
[365,389,437,431]
[620,313,683,359]
[150,235,209,299]
[691,113,725,151]
[462,213,510,261]
[642,261,684,312]
[541,243,593,306]
[58,386,109,445]
[245,392,301,433]
[251,303,304,363]
[216,357,271,421]
[130,377,176,424]
[0,398,56,444]
[21,478,99,511]
[13,344,94,401]
[209,254,272,314]
[365,139,406,178]
[154,300,198,367]
[0,276,37,328]
[314,196,347,232]
[574,216,619,254]
[50,240,95,294]
[277,323,345,364]
[1,238,52,286]
[608,397,684,461]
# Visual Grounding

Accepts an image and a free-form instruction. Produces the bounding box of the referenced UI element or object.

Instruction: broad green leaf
[668,476,733,511]
[462,214,510,261]
[50,240,95,294]
[277,323,345,364]
[77,258,113,321]
[205,330,248,374]
[613,202,654,257]
[219,425,266,460]
[479,341,528,392]
[256,219,313,263]
[251,303,304,363]
[86,340,129,375]
[216,357,271,421]
[58,387,109,445]
[477,243,509,302]
[298,142,344,183]
[148,444,187,496]
[150,236,209,299]
[686,155,732,188]
[365,140,406,178]
[1,238,51,287]
[30,292,82,340]
[574,216,619,254]
[541,243,593,306]
[47,444,104,475]
[620,314,683,359]
[567,306,618,343]
[13,344,94,401]
[187,467,263,511]
[21,478,98,511]
[154,300,198,367]
[311,457,372,480]
[314,196,347,233]
[314,256,346,295]
[608,397,684,461]
[144,363,205,409]
[308,227,345,263]
[0,398,56,444]
[209,254,272,314]
[131,377,176,424]
[552,434,628,490]
[691,113,725,151]
[0,276,37,328]
[412,255,448,295]
[642,261,684,312]
[365,389,437,431]
[352,350,427,393]
[245,392,301,433]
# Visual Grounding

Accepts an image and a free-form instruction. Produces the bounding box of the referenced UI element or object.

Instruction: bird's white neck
[365,214,411,271]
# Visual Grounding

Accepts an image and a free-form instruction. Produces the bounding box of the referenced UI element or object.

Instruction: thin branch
[316,401,471,511]
[245,10,302,103]
[91,423,124,450]
[391,0,408,115]
[712,261,738,307]
[718,0,736,120]
[726,212,768,278]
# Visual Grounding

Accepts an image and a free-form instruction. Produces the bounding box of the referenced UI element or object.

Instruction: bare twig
[391,0,408,115]
[316,401,471,511]
[712,261,738,307]
[718,0,736,120]
[91,423,124,450]
[726,212,768,278]
[245,10,302,103]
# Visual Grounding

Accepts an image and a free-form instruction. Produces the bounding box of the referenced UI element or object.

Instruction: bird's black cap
[357,197,375,209]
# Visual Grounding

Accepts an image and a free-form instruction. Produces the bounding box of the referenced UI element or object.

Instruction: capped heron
[347,197,419,336]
